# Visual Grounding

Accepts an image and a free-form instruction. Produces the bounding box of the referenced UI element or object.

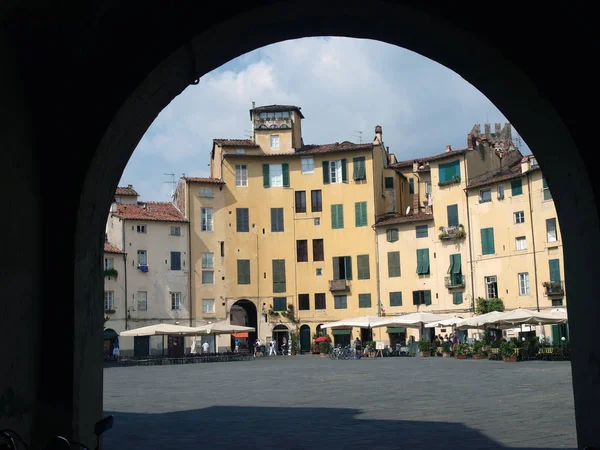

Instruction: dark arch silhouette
[230,300,258,345]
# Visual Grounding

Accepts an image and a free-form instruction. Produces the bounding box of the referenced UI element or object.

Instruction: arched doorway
[103,328,118,360]
[300,325,311,354]
[230,299,257,351]
[316,324,324,337]
[272,324,289,355]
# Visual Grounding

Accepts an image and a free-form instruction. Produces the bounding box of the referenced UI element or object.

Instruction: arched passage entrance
[299,325,311,353]
[272,324,289,355]
[103,328,118,360]
[230,300,258,350]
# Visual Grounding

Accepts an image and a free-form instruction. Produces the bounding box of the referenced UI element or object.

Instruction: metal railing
[329,279,350,292]
[445,274,465,288]
[544,281,564,296]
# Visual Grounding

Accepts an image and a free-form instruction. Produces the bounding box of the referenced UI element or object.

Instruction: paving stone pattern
[103,356,576,449]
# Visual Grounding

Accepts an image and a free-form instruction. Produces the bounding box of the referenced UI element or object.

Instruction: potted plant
[441,341,452,358]
[454,343,468,359]
[418,340,431,357]
[317,340,331,357]
[290,329,301,355]
[500,340,518,362]
[472,341,486,360]
[104,268,118,279]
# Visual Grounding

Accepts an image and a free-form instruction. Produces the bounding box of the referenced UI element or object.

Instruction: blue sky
[120,37,531,202]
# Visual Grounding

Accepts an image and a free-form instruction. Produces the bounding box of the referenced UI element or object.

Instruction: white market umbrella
[424,316,465,328]
[372,312,450,329]
[454,311,506,330]
[320,315,388,330]
[119,323,201,336]
[491,308,568,328]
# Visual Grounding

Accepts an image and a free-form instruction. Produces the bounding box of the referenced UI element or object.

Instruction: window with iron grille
[334,295,347,309]
[311,190,322,212]
[415,225,428,238]
[271,208,284,232]
[136,291,147,311]
[315,293,326,310]
[313,239,324,262]
[295,191,306,213]
[236,208,249,232]
[389,291,402,307]
[296,240,308,262]
[299,294,310,311]
[358,293,371,308]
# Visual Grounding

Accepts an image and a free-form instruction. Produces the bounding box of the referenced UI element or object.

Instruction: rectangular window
[235,164,248,187]
[518,273,530,296]
[447,204,459,228]
[315,293,326,310]
[201,208,213,232]
[236,148,245,155]
[334,295,347,309]
[438,160,460,183]
[547,218,557,242]
[543,177,552,200]
[511,179,523,196]
[202,252,214,269]
[314,217,320,226]
[200,187,214,198]
[104,257,114,270]
[202,299,215,313]
[359,294,371,308]
[516,236,527,251]
[514,211,525,224]
[104,291,114,311]
[353,156,366,181]
[354,201,367,227]
[266,163,288,187]
[412,290,432,305]
[357,254,370,280]
[416,225,428,238]
[384,177,394,189]
[137,250,147,266]
[136,224,146,233]
[295,191,306,213]
[273,297,287,311]
[301,157,314,174]
[387,251,401,278]
[316,268,322,277]
[389,292,402,307]
[170,251,181,270]
[409,178,414,194]
[220,241,225,258]
[313,239,324,261]
[331,204,344,229]
[202,271,214,284]
[416,249,430,275]
[236,208,249,232]
[481,228,495,255]
[386,228,399,242]
[426,182,432,195]
[296,240,308,262]
[485,276,498,299]
[136,291,147,311]
[311,190,322,212]
[299,294,310,311]
[272,259,286,293]
[448,254,462,283]
[452,292,463,305]
[332,256,352,280]
[237,259,250,285]
[171,292,181,311]
[549,259,561,283]
[479,189,492,203]
[271,207,284,232]
[497,185,505,199]
[270,135,279,148]
[170,226,181,236]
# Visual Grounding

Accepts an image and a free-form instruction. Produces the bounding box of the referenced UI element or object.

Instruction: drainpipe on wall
[464,187,476,313]
[187,181,193,326]
[123,251,128,330]
[527,172,541,312]
[373,225,382,317]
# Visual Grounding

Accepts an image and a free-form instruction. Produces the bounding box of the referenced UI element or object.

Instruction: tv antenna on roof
[164,173,176,199]
[354,130,363,143]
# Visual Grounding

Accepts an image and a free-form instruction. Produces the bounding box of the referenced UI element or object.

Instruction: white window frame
[170,226,181,236]
[485,276,498,299]
[201,208,213,232]
[202,252,214,269]
[171,292,182,311]
[301,157,314,174]
[200,187,214,198]
[547,218,557,242]
[515,236,527,251]
[136,291,147,311]
[137,250,147,266]
[514,211,525,224]
[518,273,530,296]
[202,271,214,284]
[270,135,280,148]
[202,299,215,314]
[236,164,248,187]
[330,160,342,184]
[104,257,114,270]
[136,224,147,233]
[479,189,492,203]
[270,164,283,187]
[104,291,114,311]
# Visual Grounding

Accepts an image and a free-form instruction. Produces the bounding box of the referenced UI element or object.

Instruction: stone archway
[300,325,311,353]
[230,300,258,348]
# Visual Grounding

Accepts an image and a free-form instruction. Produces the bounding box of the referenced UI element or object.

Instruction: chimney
[484,123,491,137]
[467,134,474,150]
[252,101,255,109]
[495,123,501,135]
[412,194,420,214]
[374,125,383,144]
[445,145,452,152]
[128,184,133,188]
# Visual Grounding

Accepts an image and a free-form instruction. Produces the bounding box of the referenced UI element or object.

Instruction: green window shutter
[452,160,461,180]
[273,297,287,311]
[452,254,462,274]
[337,204,344,228]
[412,291,420,305]
[359,294,371,308]
[389,292,402,306]
[447,255,454,274]
[237,260,250,284]
[263,164,270,187]
[344,256,352,280]
[282,163,290,187]
[549,259,561,282]
[453,292,463,305]
[333,257,341,280]
[481,228,495,255]
[384,177,394,189]
[357,254,370,280]
[341,159,347,182]
[423,249,430,274]
[416,225,428,238]
[272,260,286,293]
[447,204,459,227]
[543,177,548,189]
[409,178,414,194]
[322,161,330,184]
[416,249,422,274]
[334,295,347,309]
[439,163,447,183]
[361,202,367,226]
[355,201,367,227]
[387,251,400,278]
[353,157,366,181]
[416,249,429,275]
[424,290,432,305]
[511,179,523,196]
[387,228,398,242]
[552,325,560,345]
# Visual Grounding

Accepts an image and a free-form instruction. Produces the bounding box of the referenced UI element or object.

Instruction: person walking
[202,340,210,354]
[354,336,362,358]
[281,335,288,355]
[269,337,277,356]
[253,338,261,357]
[234,338,239,353]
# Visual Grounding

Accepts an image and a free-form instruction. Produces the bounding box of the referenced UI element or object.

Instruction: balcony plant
[104,268,118,279]
[500,340,518,362]
[418,340,431,357]
[438,175,461,187]
[472,340,486,360]
[441,341,452,358]
[454,343,469,359]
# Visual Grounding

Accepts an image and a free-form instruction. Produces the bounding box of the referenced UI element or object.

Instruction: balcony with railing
[445,274,465,289]
[329,279,350,292]
[543,281,564,296]
[439,224,466,241]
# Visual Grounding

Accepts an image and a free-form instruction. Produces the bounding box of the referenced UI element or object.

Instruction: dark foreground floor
[103,355,576,449]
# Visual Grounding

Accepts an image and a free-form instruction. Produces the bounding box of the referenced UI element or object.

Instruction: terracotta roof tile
[223,141,373,158]
[104,242,125,254]
[392,149,471,169]
[182,177,225,184]
[374,212,434,227]
[115,186,139,196]
[250,104,304,118]
[213,139,259,147]
[113,202,188,223]
[467,163,524,189]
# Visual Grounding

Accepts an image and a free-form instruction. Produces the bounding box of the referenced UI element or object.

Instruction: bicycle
[1,415,113,450]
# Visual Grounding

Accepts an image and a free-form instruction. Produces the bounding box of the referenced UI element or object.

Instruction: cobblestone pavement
[103,355,576,449]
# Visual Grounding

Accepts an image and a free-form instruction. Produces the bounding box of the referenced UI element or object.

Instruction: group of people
[434,332,459,349]
[253,335,287,357]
